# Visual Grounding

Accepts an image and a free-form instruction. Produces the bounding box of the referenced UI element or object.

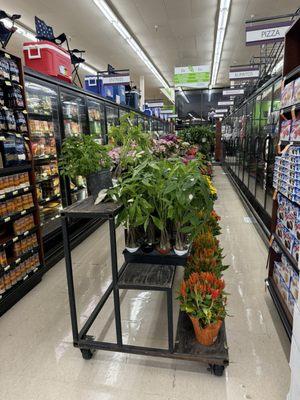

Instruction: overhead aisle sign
[229,66,259,80]
[218,100,234,106]
[223,88,244,96]
[245,21,291,46]
[173,65,210,88]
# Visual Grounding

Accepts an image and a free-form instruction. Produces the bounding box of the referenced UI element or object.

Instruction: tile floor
[0,166,291,399]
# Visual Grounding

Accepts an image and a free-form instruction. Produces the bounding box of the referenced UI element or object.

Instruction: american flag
[35,16,54,40]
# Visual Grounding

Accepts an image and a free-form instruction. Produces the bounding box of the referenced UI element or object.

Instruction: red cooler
[23,41,72,83]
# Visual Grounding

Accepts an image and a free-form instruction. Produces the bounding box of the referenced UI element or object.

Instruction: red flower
[211,289,220,299]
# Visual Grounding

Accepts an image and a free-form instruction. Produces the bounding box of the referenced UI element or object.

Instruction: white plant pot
[125,246,139,253]
[174,247,189,256]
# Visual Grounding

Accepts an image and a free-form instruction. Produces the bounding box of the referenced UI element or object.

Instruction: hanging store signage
[229,66,259,80]
[146,100,164,108]
[169,114,178,118]
[245,21,291,46]
[102,74,130,85]
[160,109,174,114]
[173,65,210,88]
[218,100,234,106]
[216,109,228,113]
[223,88,244,96]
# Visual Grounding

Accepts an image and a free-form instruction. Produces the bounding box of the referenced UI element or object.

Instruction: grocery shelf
[266,277,292,340]
[0,265,43,317]
[272,233,299,273]
[3,246,39,272]
[39,194,61,206]
[36,173,59,183]
[28,112,53,121]
[33,155,57,164]
[280,103,300,114]
[0,226,38,251]
[0,164,32,177]
[0,206,35,224]
[0,186,33,201]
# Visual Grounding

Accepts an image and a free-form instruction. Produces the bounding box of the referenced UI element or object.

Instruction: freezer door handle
[263,135,272,163]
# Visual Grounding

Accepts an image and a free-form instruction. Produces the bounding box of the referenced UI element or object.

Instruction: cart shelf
[118,262,176,290]
[123,248,189,266]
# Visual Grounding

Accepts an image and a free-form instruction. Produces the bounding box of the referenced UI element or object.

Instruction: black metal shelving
[61,197,229,376]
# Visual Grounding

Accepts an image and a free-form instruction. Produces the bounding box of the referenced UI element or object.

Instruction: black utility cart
[61,197,229,376]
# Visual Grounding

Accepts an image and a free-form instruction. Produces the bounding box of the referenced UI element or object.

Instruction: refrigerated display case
[87,98,106,144]
[60,89,88,204]
[25,78,63,238]
[223,75,281,234]
[106,105,119,130]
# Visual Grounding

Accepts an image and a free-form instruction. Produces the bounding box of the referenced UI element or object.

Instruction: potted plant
[166,160,213,255]
[108,171,153,253]
[185,229,228,278]
[177,272,227,346]
[60,134,112,199]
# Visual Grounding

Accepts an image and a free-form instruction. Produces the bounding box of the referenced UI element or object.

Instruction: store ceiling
[1,0,300,100]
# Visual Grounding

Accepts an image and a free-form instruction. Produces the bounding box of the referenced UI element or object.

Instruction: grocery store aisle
[0,166,291,400]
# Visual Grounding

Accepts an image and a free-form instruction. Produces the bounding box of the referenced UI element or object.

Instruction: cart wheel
[210,364,225,376]
[81,349,93,360]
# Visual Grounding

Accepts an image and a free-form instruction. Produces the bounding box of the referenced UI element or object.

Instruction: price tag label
[21,210,26,215]
[4,53,11,59]
[0,194,5,199]
[24,187,29,192]
[0,136,5,141]
[46,197,50,202]
[16,134,22,138]
[5,81,12,86]
[23,110,28,114]
[4,217,10,222]
[23,275,28,281]
[33,267,38,273]
[24,230,29,236]
[12,190,18,195]
[13,237,18,243]
[15,258,21,264]
[4,265,10,271]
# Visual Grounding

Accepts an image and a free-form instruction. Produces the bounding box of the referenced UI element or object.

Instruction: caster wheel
[210,364,225,376]
[81,349,93,360]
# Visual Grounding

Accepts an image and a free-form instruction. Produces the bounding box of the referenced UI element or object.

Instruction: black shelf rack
[61,197,229,376]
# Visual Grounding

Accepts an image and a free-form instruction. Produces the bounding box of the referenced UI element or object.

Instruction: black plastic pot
[86,169,112,200]
[141,242,154,253]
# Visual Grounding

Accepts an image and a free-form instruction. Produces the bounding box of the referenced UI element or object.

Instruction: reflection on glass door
[60,90,88,203]
[256,86,272,209]
[26,79,63,237]
[265,80,281,217]
[87,98,106,144]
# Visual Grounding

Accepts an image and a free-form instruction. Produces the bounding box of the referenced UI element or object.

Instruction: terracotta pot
[156,246,171,255]
[190,317,222,346]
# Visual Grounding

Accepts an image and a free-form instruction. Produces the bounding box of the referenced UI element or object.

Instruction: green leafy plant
[178,125,215,156]
[60,134,111,179]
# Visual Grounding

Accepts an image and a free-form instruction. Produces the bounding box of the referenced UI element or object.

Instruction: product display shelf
[0,49,45,315]
[267,33,300,338]
[61,197,229,376]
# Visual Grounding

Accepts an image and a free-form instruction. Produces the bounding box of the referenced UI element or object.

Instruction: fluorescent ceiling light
[210,0,231,87]
[80,63,98,75]
[93,0,170,91]
[179,87,190,103]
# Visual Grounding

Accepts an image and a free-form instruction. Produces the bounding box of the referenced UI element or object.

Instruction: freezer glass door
[60,90,88,204]
[25,78,63,237]
[87,98,106,144]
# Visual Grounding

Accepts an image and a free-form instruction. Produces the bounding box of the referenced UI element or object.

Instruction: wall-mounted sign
[229,66,260,80]
[174,65,210,88]
[215,109,228,113]
[223,88,244,96]
[218,100,234,106]
[245,21,291,46]
[102,74,130,85]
